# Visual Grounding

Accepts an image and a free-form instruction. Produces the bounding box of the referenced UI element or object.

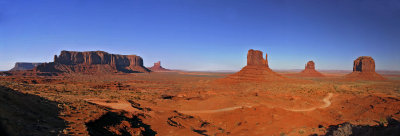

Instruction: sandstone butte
[148,61,170,72]
[34,50,150,74]
[218,49,286,83]
[299,61,324,77]
[345,56,386,80]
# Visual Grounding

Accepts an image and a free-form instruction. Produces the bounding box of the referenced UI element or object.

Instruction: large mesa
[218,49,285,83]
[299,61,324,77]
[345,56,385,80]
[34,51,150,73]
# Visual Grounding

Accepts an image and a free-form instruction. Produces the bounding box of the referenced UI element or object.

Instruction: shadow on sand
[310,117,400,136]
[86,112,157,136]
[0,86,66,136]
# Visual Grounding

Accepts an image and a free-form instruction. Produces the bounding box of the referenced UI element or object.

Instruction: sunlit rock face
[35,51,150,73]
[353,56,375,73]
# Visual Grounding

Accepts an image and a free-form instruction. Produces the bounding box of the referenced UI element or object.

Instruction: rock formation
[34,51,150,74]
[299,61,324,77]
[352,56,376,72]
[345,56,385,80]
[10,62,43,71]
[149,61,170,72]
[305,61,315,70]
[247,50,268,67]
[218,49,286,82]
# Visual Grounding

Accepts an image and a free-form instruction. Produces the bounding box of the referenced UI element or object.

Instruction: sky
[1,0,399,71]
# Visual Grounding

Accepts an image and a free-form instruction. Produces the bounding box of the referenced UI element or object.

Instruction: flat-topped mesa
[54,51,144,66]
[300,61,324,77]
[10,62,44,71]
[345,56,385,80]
[217,49,285,83]
[149,61,170,72]
[35,50,150,73]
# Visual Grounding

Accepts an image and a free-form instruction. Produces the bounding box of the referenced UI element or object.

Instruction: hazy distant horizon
[1,0,400,71]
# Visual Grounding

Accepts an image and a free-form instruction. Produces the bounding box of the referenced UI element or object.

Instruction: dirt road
[179,93,333,114]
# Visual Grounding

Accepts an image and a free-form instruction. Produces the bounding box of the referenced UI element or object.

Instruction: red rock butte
[34,50,150,73]
[345,56,385,80]
[218,49,286,82]
[149,61,170,72]
[299,61,324,77]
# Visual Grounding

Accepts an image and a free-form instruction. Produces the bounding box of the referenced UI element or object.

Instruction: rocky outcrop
[299,61,324,77]
[319,118,400,136]
[149,61,170,72]
[345,56,385,80]
[35,51,150,74]
[218,49,286,83]
[10,62,43,71]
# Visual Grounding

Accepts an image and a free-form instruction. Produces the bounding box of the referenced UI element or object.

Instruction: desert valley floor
[0,71,400,136]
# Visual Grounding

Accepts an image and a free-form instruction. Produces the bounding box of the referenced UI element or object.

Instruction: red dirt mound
[299,61,324,77]
[34,50,150,74]
[217,49,286,82]
[345,56,385,80]
[149,61,170,72]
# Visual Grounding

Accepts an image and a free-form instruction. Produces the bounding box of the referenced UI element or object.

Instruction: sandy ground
[0,71,399,135]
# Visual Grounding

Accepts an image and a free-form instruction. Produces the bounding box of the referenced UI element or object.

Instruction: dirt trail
[86,93,333,114]
[179,93,333,114]
[179,106,252,114]
[283,93,333,112]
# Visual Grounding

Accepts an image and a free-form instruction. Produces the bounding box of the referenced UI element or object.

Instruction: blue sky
[1,0,399,71]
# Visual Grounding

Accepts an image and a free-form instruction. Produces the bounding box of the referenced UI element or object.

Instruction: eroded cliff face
[35,51,150,73]
[353,56,375,73]
[54,51,143,66]
[346,56,385,80]
[247,49,268,67]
